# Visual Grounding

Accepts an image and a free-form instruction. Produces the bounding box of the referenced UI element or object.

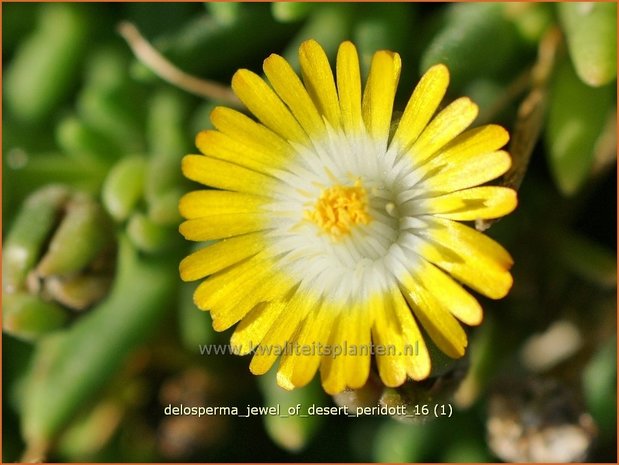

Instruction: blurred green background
[3,2,617,462]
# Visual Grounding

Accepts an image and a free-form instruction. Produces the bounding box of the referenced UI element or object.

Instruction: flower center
[305,180,371,239]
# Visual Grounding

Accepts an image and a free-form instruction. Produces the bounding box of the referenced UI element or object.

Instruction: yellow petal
[425,150,512,193]
[277,301,336,389]
[433,124,509,162]
[399,274,468,359]
[263,53,325,137]
[426,186,518,221]
[179,190,269,219]
[414,260,483,326]
[193,255,269,325]
[392,64,449,153]
[420,218,514,299]
[195,257,294,331]
[179,232,264,282]
[299,39,341,128]
[192,254,267,310]
[320,314,347,394]
[319,301,374,393]
[179,213,265,241]
[372,295,407,387]
[361,50,401,143]
[231,301,287,355]
[250,289,316,375]
[389,288,431,380]
[231,69,308,144]
[195,130,280,173]
[209,106,292,159]
[343,305,372,389]
[409,97,478,164]
[336,41,363,135]
[181,155,275,196]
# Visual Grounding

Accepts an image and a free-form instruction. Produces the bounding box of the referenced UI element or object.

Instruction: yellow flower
[179,40,517,394]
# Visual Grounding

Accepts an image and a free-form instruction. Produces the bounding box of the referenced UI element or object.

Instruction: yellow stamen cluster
[305,180,371,238]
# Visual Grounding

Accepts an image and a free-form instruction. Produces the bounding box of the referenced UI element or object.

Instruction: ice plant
[179,40,517,394]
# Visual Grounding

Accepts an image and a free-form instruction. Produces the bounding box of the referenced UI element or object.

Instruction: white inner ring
[263,127,428,303]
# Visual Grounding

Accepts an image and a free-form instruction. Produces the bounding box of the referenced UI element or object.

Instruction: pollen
[305,180,371,238]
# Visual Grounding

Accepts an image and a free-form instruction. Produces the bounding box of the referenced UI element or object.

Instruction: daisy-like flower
[179,40,517,395]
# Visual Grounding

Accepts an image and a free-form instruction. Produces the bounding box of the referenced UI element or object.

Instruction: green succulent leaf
[559,2,617,87]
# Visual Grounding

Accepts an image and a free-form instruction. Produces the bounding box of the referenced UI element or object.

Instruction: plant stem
[117,22,242,107]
